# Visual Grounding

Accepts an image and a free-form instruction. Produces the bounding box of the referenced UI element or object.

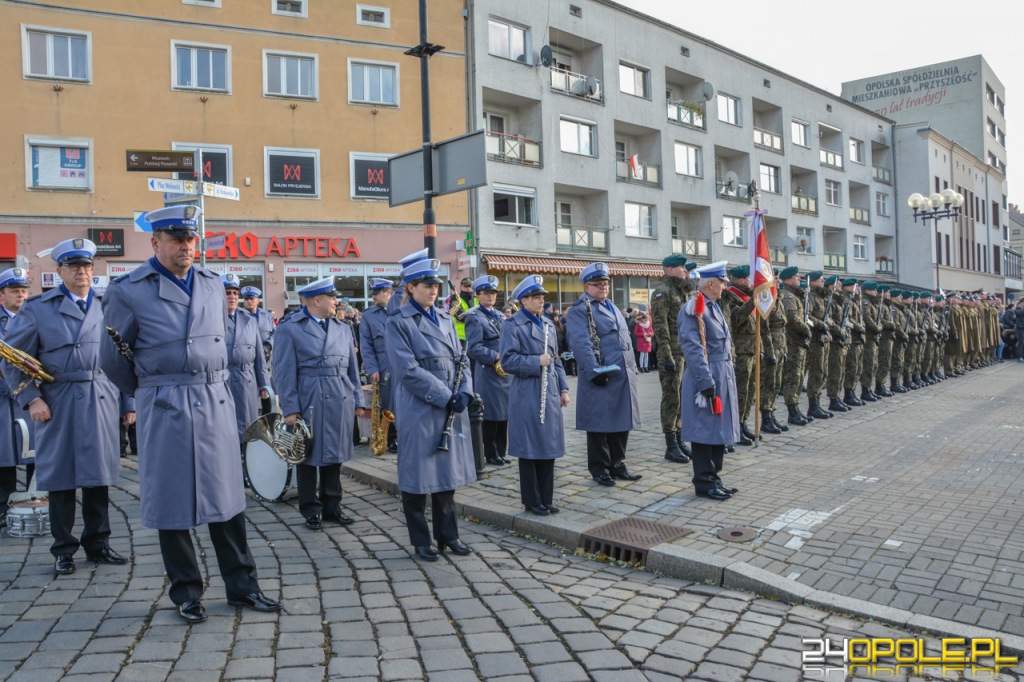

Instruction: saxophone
[368,379,395,456]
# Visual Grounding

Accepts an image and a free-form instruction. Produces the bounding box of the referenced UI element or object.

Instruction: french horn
[242,412,312,465]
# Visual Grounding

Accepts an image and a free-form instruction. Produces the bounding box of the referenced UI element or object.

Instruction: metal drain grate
[718,526,756,542]
[580,517,692,564]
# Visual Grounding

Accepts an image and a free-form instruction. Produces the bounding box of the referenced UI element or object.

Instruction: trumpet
[368,379,395,456]
[0,339,54,395]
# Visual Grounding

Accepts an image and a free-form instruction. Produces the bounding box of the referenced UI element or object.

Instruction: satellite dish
[585,75,599,97]
[540,45,552,67]
[723,170,739,190]
[701,81,715,101]
[779,236,797,255]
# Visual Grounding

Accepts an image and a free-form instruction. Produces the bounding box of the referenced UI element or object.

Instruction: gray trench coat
[499,312,568,460]
[465,306,511,421]
[385,301,476,495]
[226,310,268,441]
[0,313,34,467]
[100,260,246,530]
[358,304,392,411]
[678,295,740,445]
[272,312,364,467]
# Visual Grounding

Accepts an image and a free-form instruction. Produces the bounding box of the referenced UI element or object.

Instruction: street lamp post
[906,189,964,292]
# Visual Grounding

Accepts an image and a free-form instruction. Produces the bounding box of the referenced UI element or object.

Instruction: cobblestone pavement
[0,363,1022,680]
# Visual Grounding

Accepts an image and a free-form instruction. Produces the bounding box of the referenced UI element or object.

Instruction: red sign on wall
[203,232,361,260]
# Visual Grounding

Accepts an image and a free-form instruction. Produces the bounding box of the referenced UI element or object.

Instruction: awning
[482,253,663,278]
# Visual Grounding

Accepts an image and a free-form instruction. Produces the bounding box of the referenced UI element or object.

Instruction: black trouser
[119,421,137,456]
[481,420,508,461]
[0,464,34,512]
[49,486,111,557]
[586,431,630,478]
[296,462,342,519]
[158,512,259,605]
[690,442,726,494]
[518,459,555,508]
[402,490,458,547]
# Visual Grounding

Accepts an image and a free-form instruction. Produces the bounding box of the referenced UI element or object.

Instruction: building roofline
[897,122,1006,182]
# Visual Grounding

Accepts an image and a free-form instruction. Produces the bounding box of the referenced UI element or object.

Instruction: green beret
[891,290,904,298]
[912,292,922,299]
[685,262,698,271]
[779,266,799,280]
[862,281,878,291]
[662,254,687,268]
[842,277,858,287]
[824,274,840,286]
[808,270,824,282]
[878,283,890,292]
[728,264,750,279]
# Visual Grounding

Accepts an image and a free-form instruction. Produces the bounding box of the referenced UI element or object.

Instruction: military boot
[770,410,789,431]
[843,389,864,407]
[807,397,832,420]
[664,433,690,463]
[829,396,849,412]
[740,421,757,440]
[860,387,877,402]
[787,404,809,426]
[760,411,782,434]
[891,381,908,393]
[675,432,692,458]
[875,382,893,398]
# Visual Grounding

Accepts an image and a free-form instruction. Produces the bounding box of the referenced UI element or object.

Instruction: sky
[623,0,1019,204]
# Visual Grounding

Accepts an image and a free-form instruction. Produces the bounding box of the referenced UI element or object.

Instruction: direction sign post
[126,150,195,172]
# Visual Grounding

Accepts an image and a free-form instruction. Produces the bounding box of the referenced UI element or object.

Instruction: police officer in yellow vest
[447,277,476,347]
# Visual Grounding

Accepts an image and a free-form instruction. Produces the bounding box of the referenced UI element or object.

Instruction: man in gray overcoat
[101,205,280,624]
[385,257,476,562]
[359,277,396,452]
[464,275,511,466]
[499,275,570,515]
[273,276,368,531]
[4,239,132,574]
[564,262,641,487]
[678,261,740,500]
[222,274,269,445]
[0,267,34,523]
[242,286,274,415]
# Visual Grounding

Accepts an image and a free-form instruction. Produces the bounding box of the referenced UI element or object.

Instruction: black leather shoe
[891,383,908,393]
[85,546,128,565]
[228,591,282,612]
[54,554,75,575]
[544,505,560,515]
[322,511,354,526]
[736,434,753,446]
[725,445,735,453]
[439,539,471,556]
[696,488,731,500]
[485,457,506,466]
[177,599,207,624]
[304,516,322,530]
[527,505,550,516]
[414,545,438,561]
[611,470,642,481]
[593,473,616,487]
[387,442,398,453]
[717,485,739,494]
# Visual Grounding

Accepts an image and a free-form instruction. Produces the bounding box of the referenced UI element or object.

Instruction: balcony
[819,149,844,170]
[753,127,783,154]
[666,99,706,131]
[556,223,609,255]
[792,192,818,216]
[849,207,871,225]
[485,131,542,167]
[824,252,846,270]
[616,160,661,187]
[549,66,603,103]
[716,178,751,203]
[872,166,892,185]
[875,258,894,275]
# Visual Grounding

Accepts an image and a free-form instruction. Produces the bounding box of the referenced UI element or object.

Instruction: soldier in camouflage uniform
[840,278,866,407]
[805,271,833,420]
[778,267,811,426]
[720,265,757,445]
[858,281,882,402]
[873,284,895,397]
[650,254,692,463]
[825,275,851,413]
[906,292,924,388]
[759,267,788,434]
[889,291,909,392]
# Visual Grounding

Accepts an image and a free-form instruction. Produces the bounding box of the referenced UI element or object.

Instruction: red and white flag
[746,208,776,316]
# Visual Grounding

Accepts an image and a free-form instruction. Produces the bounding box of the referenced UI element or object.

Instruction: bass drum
[243,439,296,503]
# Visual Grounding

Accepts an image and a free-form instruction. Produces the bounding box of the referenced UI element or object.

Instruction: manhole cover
[580,517,692,564]
[718,526,756,542]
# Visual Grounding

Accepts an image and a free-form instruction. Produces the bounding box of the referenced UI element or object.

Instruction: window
[173,42,229,92]
[264,50,316,98]
[624,202,655,238]
[853,235,867,260]
[272,0,307,17]
[674,142,701,177]
[792,119,809,147]
[722,216,744,247]
[825,179,841,206]
[556,201,572,225]
[356,4,390,27]
[493,185,536,226]
[619,62,650,99]
[182,0,221,6]
[23,26,91,82]
[759,164,780,194]
[876,192,889,217]
[265,147,320,198]
[849,138,864,164]
[559,118,595,156]
[488,19,528,63]
[717,93,741,125]
[172,142,232,186]
[349,60,398,105]
[796,227,815,255]
[25,136,92,191]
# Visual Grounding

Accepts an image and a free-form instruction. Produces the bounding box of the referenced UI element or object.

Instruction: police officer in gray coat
[101,206,280,624]
[222,275,269,445]
[384,257,475,562]
[0,268,35,522]
[241,286,274,414]
[464,275,511,466]
[499,275,570,515]
[359,277,397,451]
[678,261,740,501]
[273,276,368,531]
[4,239,132,575]
[564,262,641,487]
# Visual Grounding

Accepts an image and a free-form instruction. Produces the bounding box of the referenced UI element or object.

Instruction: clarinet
[585,298,603,365]
[539,322,550,425]
[437,343,469,452]
[106,326,135,365]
